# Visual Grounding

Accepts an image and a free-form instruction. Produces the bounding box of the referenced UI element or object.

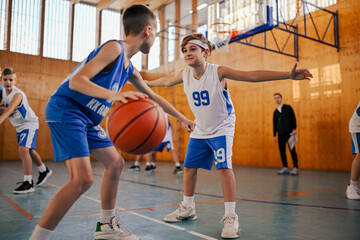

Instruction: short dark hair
[1,67,16,76]
[273,93,282,98]
[122,5,156,36]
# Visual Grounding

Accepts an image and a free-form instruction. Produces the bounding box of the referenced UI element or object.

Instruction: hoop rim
[209,22,234,34]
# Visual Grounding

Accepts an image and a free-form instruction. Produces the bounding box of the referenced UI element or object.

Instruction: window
[73,3,96,62]
[10,0,41,55]
[43,0,70,60]
[101,9,121,44]
[0,0,7,50]
[131,51,142,71]
[148,14,160,70]
[165,2,175,63]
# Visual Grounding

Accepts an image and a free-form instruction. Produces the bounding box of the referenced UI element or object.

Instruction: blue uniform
[0,85,3,102]
[46,40,134,161]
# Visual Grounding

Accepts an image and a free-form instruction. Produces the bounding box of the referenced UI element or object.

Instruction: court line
[0,192,34,219]
[45,182,217,240]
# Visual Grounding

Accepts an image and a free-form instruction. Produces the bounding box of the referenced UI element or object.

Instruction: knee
[72,175,94,193]
[18,146,30,156]
[112,157,125,172]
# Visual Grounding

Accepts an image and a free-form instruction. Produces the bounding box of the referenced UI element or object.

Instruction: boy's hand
[181,118,195,133]
[290,63,313,80]
[111,91,148,103]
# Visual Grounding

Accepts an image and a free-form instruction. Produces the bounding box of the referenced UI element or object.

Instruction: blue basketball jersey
[46,40,134,125]
[0,85,3,102]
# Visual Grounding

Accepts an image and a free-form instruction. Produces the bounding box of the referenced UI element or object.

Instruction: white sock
[29,225,53,240]
[24,175,32,183]
[101,209,116,223]
[224,202,236,215]
[151,162,156,167]
[175,163,181,167]
[183,195,194,207]
[134,161,140,166]
[146,162,151,166]
[37,164,47,173]
[350,180,359,188]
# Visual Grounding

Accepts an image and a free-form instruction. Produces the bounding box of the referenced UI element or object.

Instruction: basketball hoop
[209,22,238,52]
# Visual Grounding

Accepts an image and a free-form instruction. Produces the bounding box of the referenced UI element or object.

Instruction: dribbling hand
[290,63,313,80]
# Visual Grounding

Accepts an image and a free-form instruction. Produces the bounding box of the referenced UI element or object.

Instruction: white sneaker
[164,201,197,222]
[220,213,241,239]
[94,216,139,240]
[277,167,289,175]
[290,168,299,176]
[346,185,360,200]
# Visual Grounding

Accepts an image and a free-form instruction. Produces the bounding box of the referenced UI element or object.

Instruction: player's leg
[347,133,360,199]
[210,135,241,239]
[30,156,93,240]
[88,124,139,239]
[164,138,212,222]
[14,129,37,193]
[145,152,155,172]
[30,148,53,186]
[129,155,141,171]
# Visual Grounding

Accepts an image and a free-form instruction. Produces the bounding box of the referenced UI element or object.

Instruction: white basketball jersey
[349,101,360,133]
[162,114,172,143]
[2,86,39,132]
[182,64,236,138]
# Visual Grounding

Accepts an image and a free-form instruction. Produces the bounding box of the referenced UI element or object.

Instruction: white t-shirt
[182,63,236,139]
[349,101,360,133]
[2,86,39,132]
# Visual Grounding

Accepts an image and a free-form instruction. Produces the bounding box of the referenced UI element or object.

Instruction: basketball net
[209,22,236,53]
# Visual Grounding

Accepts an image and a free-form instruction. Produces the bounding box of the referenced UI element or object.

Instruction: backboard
[207,0,274,49]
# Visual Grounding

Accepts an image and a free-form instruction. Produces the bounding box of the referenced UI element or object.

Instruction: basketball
[107,98,167,155]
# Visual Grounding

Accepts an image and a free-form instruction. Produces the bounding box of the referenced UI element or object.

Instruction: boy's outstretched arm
[219,63,313,83]
[68,41,146,103]
[129,69,194,133]
[145,70,183,87]
[0,93,22,125]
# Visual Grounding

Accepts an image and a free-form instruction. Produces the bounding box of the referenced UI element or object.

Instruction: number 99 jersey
[182,64,235,139]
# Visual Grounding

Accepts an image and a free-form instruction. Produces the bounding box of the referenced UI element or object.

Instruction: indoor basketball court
[0,0,359,239]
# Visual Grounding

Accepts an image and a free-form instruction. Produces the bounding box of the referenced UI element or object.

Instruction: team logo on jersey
[107,83,119,103]
[94,125,107,139]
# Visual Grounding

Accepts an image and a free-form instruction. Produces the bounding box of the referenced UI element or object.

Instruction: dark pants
[278,134,298,168]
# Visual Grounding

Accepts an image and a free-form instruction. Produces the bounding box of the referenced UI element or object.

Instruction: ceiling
[75,0,211,27]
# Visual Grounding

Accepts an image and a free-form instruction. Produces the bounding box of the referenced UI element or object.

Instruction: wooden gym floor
[0,159,359,240]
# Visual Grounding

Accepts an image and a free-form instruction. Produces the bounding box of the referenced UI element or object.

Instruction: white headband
[188,39,209,50]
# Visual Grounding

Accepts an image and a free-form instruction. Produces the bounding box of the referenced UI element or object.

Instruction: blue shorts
[184,135,233,170]
[351,132,360,154]
[48,122,113,162]
[17,129,38,149]
[154,141,173,152]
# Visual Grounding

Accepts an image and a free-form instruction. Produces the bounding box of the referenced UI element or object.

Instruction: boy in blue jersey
[0,68,52,194]
[146,33,312,239]
[30,5,194,240]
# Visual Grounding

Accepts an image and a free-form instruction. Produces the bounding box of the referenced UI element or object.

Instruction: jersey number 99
[192,90,210,106]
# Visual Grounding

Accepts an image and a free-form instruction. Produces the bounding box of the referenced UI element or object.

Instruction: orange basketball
[107,98,167,155]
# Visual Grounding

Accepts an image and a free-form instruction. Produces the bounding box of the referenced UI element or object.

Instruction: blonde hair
[181,33,212,55]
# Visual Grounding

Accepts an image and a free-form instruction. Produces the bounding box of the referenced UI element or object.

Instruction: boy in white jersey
[30,5,194,240]
[0,67,52,194]
[347,101,360,200]
[146,33,312,239]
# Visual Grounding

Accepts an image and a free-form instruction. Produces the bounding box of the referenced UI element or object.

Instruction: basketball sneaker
[173,166,183,175]
[277,167,290,175]
[128,164,140,171]
[36,167,53,186]
[220,213,241,239]
[94,216,139,240]
[290,167,299,176]
[164,201,197,222]
[13,180,34,194]
[145,165,152,172]
[346,185,360,200]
